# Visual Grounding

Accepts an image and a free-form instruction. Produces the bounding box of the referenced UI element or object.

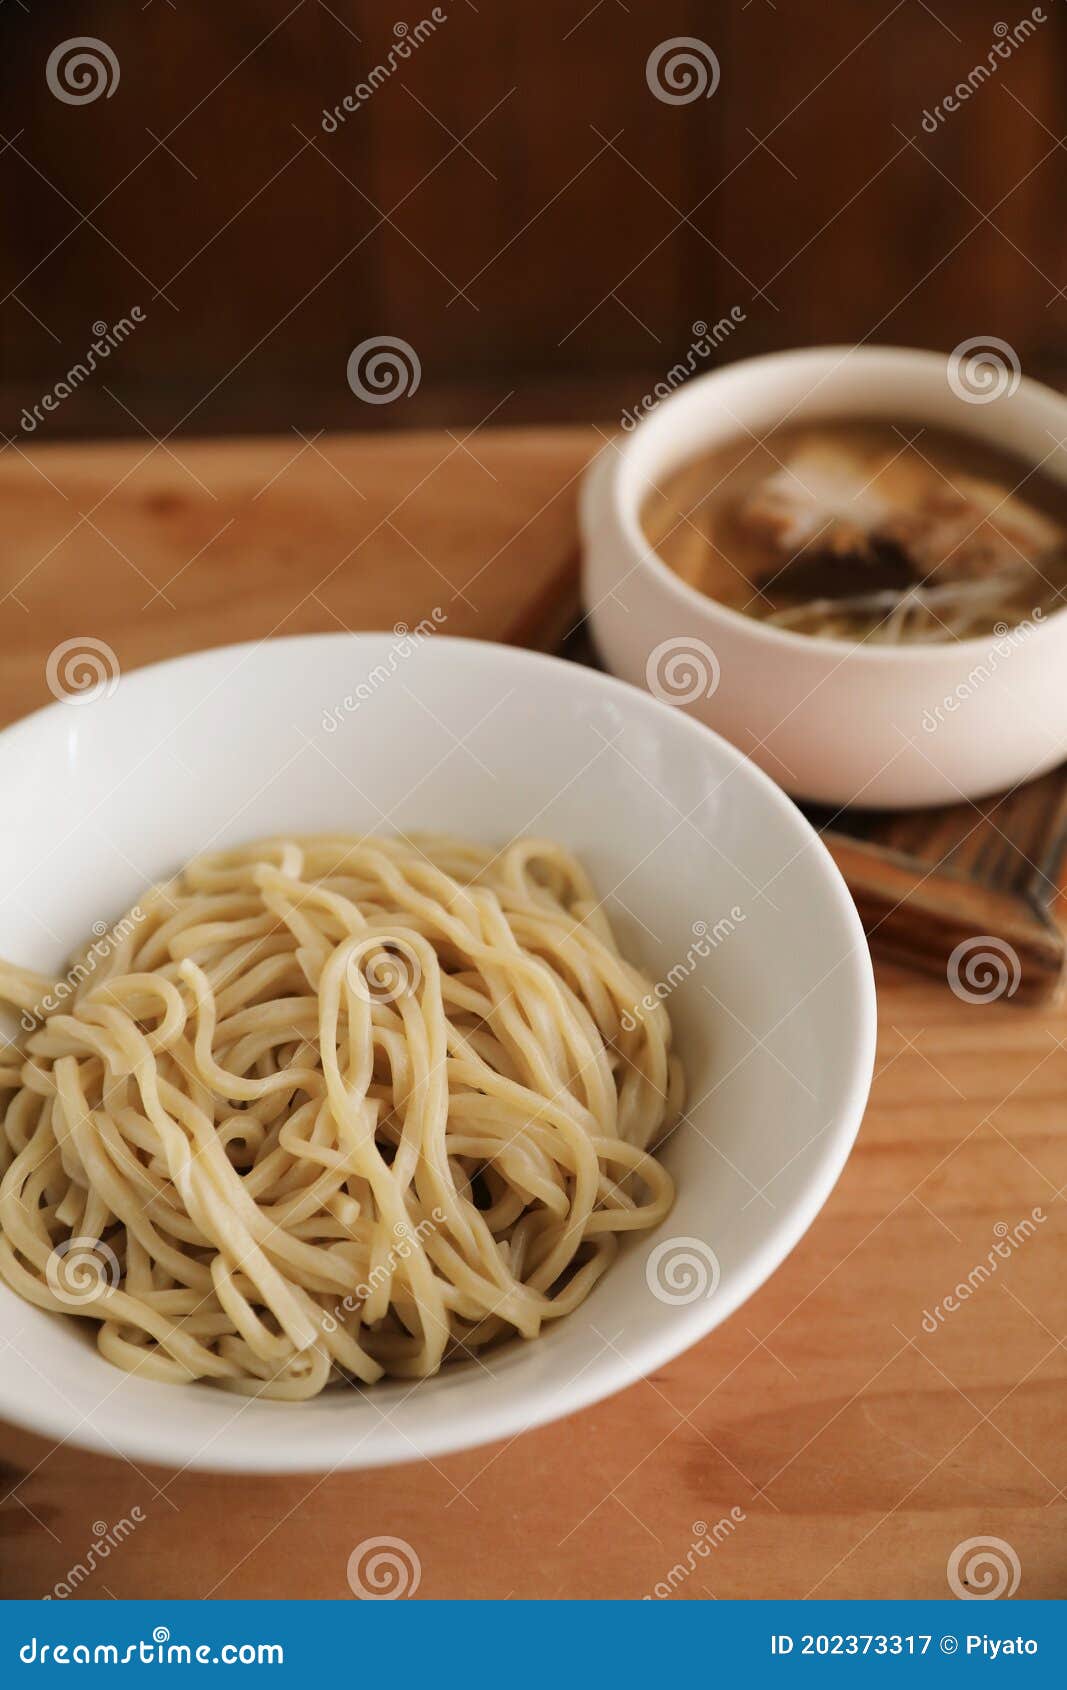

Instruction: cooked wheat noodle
[0,835,682,1399]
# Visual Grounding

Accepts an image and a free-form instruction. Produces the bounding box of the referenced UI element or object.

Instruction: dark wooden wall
[3,1,1066,439]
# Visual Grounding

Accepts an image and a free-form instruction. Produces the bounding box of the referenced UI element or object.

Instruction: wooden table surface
[1,427,1065,1601]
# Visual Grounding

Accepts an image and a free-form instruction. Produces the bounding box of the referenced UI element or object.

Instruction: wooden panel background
[2,1,1067,441]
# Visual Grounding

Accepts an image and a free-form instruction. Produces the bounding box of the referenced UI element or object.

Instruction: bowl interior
[614,344,1067,656]
[0,634,875,1470]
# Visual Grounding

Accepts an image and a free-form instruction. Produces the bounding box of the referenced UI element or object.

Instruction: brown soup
[641,420,1067,643]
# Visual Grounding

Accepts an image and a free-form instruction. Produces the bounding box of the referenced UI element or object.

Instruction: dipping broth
[641,420,1067,643]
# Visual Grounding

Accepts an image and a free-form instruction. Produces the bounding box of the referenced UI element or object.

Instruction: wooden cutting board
[812,786,1067,1006]
[1,426,1065,1601]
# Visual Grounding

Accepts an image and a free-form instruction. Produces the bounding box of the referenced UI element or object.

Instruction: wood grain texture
[0,428,1065,1601]
[3,3,1067,439]
[822,827,1066,1004]
[0,425,594,728]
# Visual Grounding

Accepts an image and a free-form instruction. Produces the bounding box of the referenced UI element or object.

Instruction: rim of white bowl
[600,341,1067,665]
[0,633,878,1472]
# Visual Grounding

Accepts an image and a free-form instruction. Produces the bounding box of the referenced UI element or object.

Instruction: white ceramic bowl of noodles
[0,633,875,1472]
